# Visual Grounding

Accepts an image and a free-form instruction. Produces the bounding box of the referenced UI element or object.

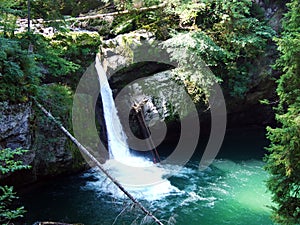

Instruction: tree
[0,37,41,102]
[0,0,24,37]
[265,0,300,224]
[0,148,30,224]
[163,0,275,99]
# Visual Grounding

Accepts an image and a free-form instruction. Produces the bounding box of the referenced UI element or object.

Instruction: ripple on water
[82,159,273,224]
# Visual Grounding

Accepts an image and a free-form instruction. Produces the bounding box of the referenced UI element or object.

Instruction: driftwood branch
[34,99,164,225]
[51,2,167,22]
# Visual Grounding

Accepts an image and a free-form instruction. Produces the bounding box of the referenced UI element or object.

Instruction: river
[20,127,273,225]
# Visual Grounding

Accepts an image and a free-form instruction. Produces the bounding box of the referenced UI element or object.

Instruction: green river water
[20,128,274,225]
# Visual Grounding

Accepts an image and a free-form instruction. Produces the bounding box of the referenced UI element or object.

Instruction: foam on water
[83,159,271,206]
[95,57,272,217]
[83,161,182,201]
[95,56,182,199]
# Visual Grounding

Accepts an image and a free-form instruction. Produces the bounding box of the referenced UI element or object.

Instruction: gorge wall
[0,0,285,187]
[0,102,85,187]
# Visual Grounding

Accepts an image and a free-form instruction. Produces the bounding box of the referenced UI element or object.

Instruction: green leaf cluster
[0,30,100,103]
[0,0,24,38]
[24,33,80,78]
[33,31,100,84]
[0,148,30,224]
[162,0,275,99]
[264,0,300,224]
[0,148,30,174]
[0,37,41,102]
[112,0,161,11]
[0,185,26,225]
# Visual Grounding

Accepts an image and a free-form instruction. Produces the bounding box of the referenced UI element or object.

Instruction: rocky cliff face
[99,30,277,132]
[0,102,35,169]
[32,114,82,178]
[0,102,85,187]
[1,0,284,186]
[0,102,32,150]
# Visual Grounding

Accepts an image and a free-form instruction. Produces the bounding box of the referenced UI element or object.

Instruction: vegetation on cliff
[1,0,276,103]
[0,0,299,224]
[0,2,100,221]
[163,0,276,99]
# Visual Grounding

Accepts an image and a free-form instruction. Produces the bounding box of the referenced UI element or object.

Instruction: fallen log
[33,222,83,225]
[51,2,167,22]
[34,99,164,225]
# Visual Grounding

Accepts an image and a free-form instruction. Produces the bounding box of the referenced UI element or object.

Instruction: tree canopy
[265,0,300,224]
[0,1,299,224]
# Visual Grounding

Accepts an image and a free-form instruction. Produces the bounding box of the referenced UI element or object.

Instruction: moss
[112,19,134,35]
[66,139,86,170]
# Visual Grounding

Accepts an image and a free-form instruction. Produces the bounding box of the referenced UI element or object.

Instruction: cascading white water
[95,57,132,162]
[94,56,178,198]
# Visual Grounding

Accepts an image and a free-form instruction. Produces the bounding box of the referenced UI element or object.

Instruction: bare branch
[112,204,131,225]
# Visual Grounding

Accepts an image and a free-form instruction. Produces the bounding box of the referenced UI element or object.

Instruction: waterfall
[93,56,179,196]
[95,57,132,162]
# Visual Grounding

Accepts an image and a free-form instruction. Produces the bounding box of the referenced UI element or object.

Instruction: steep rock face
[0,102,35,166]
[224,0,286,127]
[254,0,286,32]
[32,116,76,177]
[0,102,85,187]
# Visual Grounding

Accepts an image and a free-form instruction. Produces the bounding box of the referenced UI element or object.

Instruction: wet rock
[100,30,157,77]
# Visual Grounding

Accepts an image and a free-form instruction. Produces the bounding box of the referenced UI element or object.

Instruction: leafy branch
[0,148,30,224]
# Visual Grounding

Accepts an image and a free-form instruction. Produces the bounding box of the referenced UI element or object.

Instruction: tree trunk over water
[34,99,164,225]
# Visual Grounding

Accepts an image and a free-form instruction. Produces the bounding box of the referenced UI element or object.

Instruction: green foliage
[46,31,101,88]
[264,0,300,224]
[0,185,26,225]
[163,31,224,102]
[29,0,64,23]
[18,33,78,78]
[0,31,100,103]
[112,0,161,11]
[161,0,275,98]
[0,37,41,102]
[36,84,73,124]
[49,32,101,66]
[165,0,206,27]
[0,148,30,224]
[0,148,30,174]
[162,0,275,99]
[24,32,100,84]
[0,0,24,37]
[108,0,171,39]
